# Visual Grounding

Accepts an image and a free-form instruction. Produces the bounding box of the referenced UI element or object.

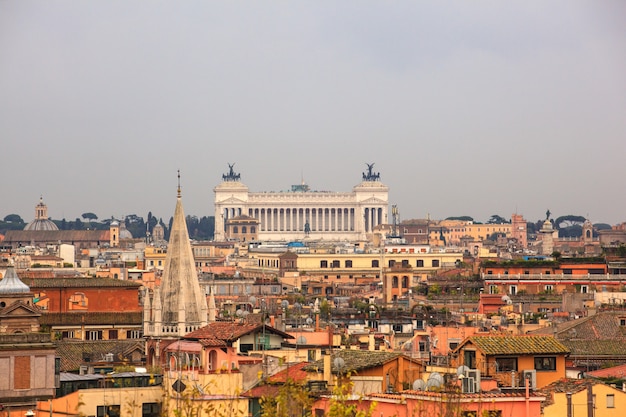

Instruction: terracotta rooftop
[55,339,144,372]
[586,363,626,379]
[463,335,570,355]
[267,361,308,384]
[530,311,626,357]
[184,321,293,342]
[20,276,142,289]
[303,350,403,374]
[40,312,142,326]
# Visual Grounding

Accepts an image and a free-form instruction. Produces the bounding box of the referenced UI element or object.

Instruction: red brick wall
[33,286,141,313]
[14,356,31,389]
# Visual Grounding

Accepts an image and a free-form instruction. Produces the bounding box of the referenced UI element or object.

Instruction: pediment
[218,196,247,205]
[0,301,42,318]
[360,196,387,205]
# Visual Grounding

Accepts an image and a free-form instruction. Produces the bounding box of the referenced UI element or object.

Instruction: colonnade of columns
[219,206,384,235]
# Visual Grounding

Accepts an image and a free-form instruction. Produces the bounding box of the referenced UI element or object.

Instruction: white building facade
[213,164,389,242]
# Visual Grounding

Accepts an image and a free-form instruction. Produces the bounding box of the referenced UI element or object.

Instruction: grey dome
[24,219,59,231]
[0,266,30,294]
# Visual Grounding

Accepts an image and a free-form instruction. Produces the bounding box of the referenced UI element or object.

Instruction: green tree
[260,379,313,417]
[81,212,98,221]
[445,216,474,222]
[487,214,508,224]
[3,214,24,224]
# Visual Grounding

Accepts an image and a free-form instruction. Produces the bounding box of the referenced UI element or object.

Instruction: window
[534,356,556,371]
[495,357,518,372]
[242,226,247,233]
[388,260,396,267]
[416,259,424,267]
[432,260,439,267]
[109,330,118,340]
[419,341,427,352]
[402,276,409,288]
[345,260,352,268]
[332,260,340,268]
[251,226,256,233]
[509,285,517,295]
[581,285,588,294]
[320,260,328,268]
[233,226,238,234]
[392,277,398,288]
[620,318,626,326]
[544,285,554,293]
[371,260,379,268]
[97,405,120,417]
[86,331,103,341]
[127,330,142,339]
[607,394,615,408]
[401,259,409,267]
[142,403,161,417]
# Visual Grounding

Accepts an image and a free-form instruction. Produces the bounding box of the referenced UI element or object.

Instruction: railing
[483,273,626,281]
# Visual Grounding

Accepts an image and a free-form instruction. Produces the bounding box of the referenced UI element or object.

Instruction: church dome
[0,266,30,294]
[24,196,58,231]
[24,219,59,231]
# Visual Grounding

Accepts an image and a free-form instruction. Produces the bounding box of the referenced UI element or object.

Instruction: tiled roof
[303,350,402,374]
[533,312,626,341]
[267,362,308,384]
[21,277,142,288]
[3,229,110,243]
[55,339,144,372]
[465,335,570,355]
[184,322,293,342]
[530,312,626,357]
[561,340,626,358]
[40,311,142,326]
[586,363,626,379]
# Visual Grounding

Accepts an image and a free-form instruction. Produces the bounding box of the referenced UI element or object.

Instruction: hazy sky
[2,1,625,226]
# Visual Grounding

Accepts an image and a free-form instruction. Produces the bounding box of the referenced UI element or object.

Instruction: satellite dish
[403,342,413,351]
[501,295,511,304]
[457,365,470,377]
[296,336,307,345]
[333,357,345,371]
[427,372,443,390]
[412,379,427,391]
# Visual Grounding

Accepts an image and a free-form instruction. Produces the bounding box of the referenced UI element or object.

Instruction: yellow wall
[544,383,626,417]
[164,371,248,417]
[43,386,162,417]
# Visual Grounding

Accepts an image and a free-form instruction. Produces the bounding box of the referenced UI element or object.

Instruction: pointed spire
[152,176,208,336]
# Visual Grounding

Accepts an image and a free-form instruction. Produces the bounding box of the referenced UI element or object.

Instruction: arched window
[208,350,218,371]
[402,276,409,288]
[392,276,399,288]
[242,226,247,233]
[251,226,256,233]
